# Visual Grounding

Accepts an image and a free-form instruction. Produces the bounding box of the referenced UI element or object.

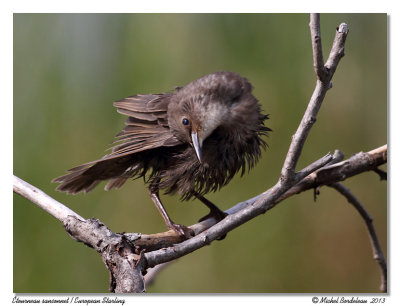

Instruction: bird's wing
[63,93,181,169]
[53,94,182,194]
[109,93,182,157]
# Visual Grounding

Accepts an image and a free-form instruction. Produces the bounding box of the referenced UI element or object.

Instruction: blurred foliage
[13,13,387,293]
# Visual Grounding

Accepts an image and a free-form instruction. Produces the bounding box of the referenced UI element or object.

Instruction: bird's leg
[149,188,194,239]
[195,193,228,223]
[195,193,228,240]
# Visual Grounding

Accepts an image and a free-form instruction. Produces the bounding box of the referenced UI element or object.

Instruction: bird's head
[169,101,229,162]
[167,71,255,163]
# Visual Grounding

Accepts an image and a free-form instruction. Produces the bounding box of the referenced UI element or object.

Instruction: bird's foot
[198,208,228,223]
[169,223,195,239]
[198,208,228,241]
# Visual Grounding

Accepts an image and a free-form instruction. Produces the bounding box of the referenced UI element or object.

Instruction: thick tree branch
[13,176,146,293]
[330,183,387,293]
[64,217,146,293]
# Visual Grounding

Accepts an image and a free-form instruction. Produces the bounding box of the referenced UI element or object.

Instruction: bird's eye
[182,118,189,126]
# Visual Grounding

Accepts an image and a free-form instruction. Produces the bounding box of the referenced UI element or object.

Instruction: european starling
[53,71,270,237]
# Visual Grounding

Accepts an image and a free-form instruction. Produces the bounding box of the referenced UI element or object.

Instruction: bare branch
[15,142,386,262]
[280,14,349,185]
[64,217,146,293]
[14,176,145,293]
[143,151,338,268]
[13,175,84,222]
[325,23,349,80]
[142,145,386,266]
[277,144,387,202]
[309,13,325,79]
[13,143,387,289]
[330,183,387,293]
[294,152,333,182]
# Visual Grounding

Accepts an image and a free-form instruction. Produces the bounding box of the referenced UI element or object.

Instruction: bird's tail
[52,155,134,194]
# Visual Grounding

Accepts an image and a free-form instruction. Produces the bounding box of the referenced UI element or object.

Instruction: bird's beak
[191,131,203,162]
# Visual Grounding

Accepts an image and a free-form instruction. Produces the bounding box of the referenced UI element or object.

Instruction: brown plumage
[53,71,271,237]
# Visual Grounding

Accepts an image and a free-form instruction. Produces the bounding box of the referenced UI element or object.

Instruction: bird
[53,71,271,238]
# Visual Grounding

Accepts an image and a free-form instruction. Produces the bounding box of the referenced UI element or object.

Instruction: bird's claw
[169,223,195,239]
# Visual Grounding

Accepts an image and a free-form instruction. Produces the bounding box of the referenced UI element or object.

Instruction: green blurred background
[13,13,387,293]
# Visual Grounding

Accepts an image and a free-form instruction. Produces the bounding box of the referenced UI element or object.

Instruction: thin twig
[325,23,349,81]
[277,145,387,203]
[309,13,325,79]
[330,183,387,292]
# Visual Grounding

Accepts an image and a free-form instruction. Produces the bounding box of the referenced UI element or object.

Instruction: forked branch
[280,14,349,185]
